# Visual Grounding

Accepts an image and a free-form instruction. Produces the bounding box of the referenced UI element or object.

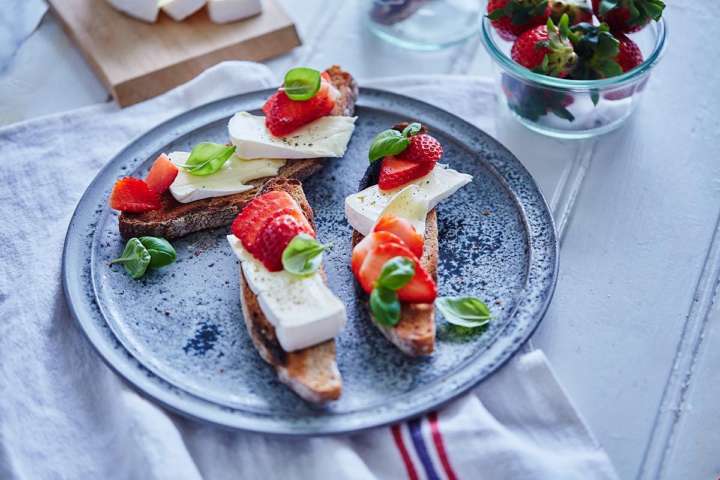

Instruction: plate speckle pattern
[63,88,558,434]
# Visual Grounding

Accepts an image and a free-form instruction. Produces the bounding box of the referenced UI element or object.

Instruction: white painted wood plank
[661,287,720,480]
[532,13,720,471]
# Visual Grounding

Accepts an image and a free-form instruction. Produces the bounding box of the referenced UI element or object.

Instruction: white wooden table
[3,1,718,478]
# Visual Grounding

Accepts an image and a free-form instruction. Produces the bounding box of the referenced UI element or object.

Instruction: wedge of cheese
[107,0,159,23]
[207,0,262,24]
[159,0,206,21]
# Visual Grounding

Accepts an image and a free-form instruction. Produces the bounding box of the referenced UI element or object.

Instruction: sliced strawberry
[357,242,437,303]
[397,133,443,165]
[378,157,434,191]
[109,177,161,213]
[351,231,404,277]
[373,215,424,258]
[262,73,336,137]
[255,214,313,272]
[145,153,178,194]
[231,191,313,255]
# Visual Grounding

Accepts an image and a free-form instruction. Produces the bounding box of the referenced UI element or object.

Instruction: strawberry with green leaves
[568,22,644,99]
[591,0,665,33]
[487,0,550,41]
[511,14,578,78]
[262,68,337,137]
[569,22,643,79]
[368,123,443,191]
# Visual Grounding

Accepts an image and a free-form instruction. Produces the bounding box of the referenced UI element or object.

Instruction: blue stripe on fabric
[408,418,441,480]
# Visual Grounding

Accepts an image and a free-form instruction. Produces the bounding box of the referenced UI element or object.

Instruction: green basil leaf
[283,67,322,101]
[644,1,665,21]
[401,122,422,137]
[110,238,151,279]
[376,256,415,291]
[436,296,492,328]
[370,287,401,327]
[281,233,329,277]
[180,143,236,176]
[139,236,176,268]
[368,129,410,163]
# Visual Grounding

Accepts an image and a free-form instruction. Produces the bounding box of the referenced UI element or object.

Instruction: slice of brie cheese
[159,0,206,20]
[229,112,356,160]
[168,151,285,203]
[227,235,346,352]
[106,0,160,23]
[207,0,262,24]
[345,165,473,236]
[374,184,430,235]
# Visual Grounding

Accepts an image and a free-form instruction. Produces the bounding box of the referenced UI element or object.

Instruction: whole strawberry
[568,23,644,99]
[550,0,593,25]
[511,14,578,78]
[591,0,665,33]
[607,34,645,99]
[615,33,643,72]
[570,23,642,79]
[487,0,550,41]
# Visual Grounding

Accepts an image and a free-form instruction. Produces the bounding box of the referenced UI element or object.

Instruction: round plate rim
[62,87,559,436]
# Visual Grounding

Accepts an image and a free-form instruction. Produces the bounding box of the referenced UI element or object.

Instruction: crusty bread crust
[352,210,438,356]
[119,160,323,239]
[238,178,342,404]
[119,65,359,240]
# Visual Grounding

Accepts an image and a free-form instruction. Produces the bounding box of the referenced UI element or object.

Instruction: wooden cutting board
[48,0,300,107]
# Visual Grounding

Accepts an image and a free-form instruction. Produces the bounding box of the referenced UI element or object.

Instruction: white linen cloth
[0,61,618,480]
[0,0,46,70]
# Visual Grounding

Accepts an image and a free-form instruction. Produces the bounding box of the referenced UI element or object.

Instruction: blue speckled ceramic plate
[62,88,558,435]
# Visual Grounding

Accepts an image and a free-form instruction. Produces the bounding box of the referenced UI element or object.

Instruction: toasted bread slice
[350,122,438,356]
[119,65,359,240]
[352,211,438,356]
[237,178,342,403]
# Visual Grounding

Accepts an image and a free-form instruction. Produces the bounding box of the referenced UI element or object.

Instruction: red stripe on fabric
[428,411,459,480]
[391,424,420,480]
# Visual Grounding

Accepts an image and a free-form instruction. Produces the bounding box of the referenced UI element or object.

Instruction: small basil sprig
[110,236,176,279]
[436,296,491,329]
[283,67,322,101]
[375,256,415,290]
[370,287,401,327]
[110,238,151,279]
[370,256,415,327]
[368,122,422,163]
[139,236,176,268]
[177,143,236,176]
[282,233,330,277]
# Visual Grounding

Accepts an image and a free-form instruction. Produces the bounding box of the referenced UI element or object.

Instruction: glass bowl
[366,0,481,51]
[481,14,667,139]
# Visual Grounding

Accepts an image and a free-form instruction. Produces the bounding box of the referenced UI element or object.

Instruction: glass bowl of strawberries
[481,0,667,139]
